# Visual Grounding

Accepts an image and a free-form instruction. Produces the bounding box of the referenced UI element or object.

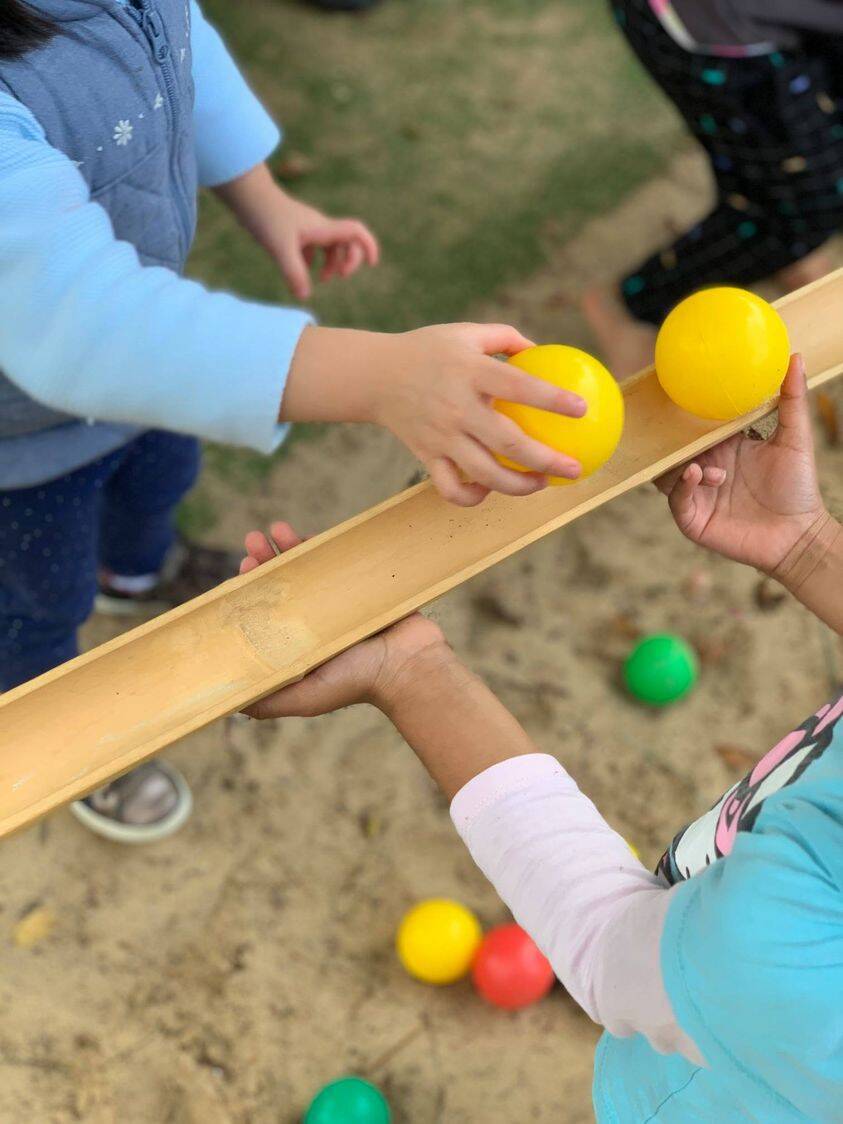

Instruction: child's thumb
[774,354,813,449]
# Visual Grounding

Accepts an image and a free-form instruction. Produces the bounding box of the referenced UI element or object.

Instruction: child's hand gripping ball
[655,287,790,421]
[396,898,482,985]
[495,346,625,484]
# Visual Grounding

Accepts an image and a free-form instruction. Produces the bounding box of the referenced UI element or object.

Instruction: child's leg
[0,454,121,690]
[98,431,201,583]
[588,0,843,371]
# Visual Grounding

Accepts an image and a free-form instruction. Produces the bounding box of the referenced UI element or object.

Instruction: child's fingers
[244,530,277,564]
[268,521,305,552]
[357,226,380,266]
[471,323,536,357]
[470,410,581,480]
[454,436,549,497]
[773,354,814,452]
[667,462,709,531]
[280,241,312,300]
[700,465,727,486]
[428,456,490,507]
[482,359,587,418]
[320,244,345,282]
[341,240,365,278]
[239,556,260,575]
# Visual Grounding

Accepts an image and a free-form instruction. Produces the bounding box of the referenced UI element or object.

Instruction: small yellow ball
[495,345,625,484]
[396,899,482,985]
[655,287,790,421]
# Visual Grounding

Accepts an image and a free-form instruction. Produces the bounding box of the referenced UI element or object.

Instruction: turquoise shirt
[595,694,843,1121]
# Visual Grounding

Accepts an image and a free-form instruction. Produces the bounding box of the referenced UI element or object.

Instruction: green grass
[184,0,683,525]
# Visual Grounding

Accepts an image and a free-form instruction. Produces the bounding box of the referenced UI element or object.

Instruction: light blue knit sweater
[0,1,312,487]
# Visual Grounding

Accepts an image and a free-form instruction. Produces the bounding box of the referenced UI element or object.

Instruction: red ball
[471,924,555,1010]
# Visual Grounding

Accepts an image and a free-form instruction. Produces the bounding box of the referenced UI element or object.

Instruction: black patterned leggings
[612,0,843,324]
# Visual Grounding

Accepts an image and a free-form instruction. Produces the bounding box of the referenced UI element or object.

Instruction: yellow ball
[655,287,790,421]
[495,345,625,484]
[396,899,482,985]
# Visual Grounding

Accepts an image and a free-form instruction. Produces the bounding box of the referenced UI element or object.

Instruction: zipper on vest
[127,1,192,262]
[129,1,171,64]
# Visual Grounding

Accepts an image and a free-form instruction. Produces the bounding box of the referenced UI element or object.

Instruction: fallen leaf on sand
[754,576,788,611]
[275,151,316,180]
[12,905,55,949]
[714,744,756,772]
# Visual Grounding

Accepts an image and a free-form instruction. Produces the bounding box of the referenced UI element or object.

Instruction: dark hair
[0,2,55,60]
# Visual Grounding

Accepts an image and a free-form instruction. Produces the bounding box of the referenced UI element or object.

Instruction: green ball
[304,1077,391,1124]
[624,634,698,706]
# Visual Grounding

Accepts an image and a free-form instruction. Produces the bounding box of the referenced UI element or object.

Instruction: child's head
[1,2,55,61]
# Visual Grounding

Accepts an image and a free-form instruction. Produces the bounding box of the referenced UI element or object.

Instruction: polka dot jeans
[612,0,843,323]
[0,431,200,690]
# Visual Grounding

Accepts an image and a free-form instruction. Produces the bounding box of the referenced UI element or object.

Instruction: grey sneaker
[70,761,192,844]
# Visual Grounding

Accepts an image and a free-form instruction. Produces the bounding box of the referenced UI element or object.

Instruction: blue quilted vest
[0,0,198,486]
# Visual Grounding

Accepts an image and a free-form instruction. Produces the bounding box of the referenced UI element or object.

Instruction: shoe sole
[94,592,172,618]
[69,761,193,844]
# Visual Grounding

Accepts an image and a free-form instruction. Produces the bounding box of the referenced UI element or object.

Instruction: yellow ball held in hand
[655,287,790,421]
[396,898,482,985]
[495,345,625,484]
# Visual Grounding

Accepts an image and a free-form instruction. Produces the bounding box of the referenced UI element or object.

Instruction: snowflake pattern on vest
[113,120,134,146]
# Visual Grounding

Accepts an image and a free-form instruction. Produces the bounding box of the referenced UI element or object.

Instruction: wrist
[771,510,841,593]
[371,637,463,715]
[282,326,396,426]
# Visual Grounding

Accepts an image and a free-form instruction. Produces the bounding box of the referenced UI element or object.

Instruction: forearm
[773,513,843,633]
[377,648,539,799]
[376,653,699,1060]
[213,161,281,245]
[281,325,395,426]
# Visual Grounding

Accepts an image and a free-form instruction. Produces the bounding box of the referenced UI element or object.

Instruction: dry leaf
[754,576,788,611]
[714,744,756,772]
[275,151,316,180]
[695,635,730,667]
[13,905,55,949]
[817,393,840,446]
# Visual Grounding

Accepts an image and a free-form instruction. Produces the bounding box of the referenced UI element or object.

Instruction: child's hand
[258,194,379,301]
[283,322,588,506]
[375,323,588,505]
[238,523,447,719]
[656,355,827,573]
[213,163,379,300]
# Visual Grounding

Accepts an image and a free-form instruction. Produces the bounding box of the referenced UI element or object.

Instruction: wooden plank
[1,270,842,837]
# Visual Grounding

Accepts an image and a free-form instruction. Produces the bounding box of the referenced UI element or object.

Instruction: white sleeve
[451,754,703,1064]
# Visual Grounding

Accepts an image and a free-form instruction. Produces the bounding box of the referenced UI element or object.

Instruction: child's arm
[0,96,583,505]
[190,6,378,300]
[658,355,841,633]
[240,526,702,1063]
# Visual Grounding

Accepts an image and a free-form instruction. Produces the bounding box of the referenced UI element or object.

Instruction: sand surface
[2,153,841,1123]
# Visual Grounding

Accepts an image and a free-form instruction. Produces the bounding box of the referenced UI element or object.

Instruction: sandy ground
[2,153,842,1124]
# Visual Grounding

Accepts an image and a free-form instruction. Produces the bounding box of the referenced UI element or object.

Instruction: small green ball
[304,1077,391,1124]
[624,634,698,706]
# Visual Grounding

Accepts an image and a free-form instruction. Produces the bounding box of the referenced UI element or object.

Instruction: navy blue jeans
[0,431,200,690]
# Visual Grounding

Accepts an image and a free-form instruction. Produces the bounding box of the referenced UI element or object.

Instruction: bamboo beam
[1,271,842,837]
